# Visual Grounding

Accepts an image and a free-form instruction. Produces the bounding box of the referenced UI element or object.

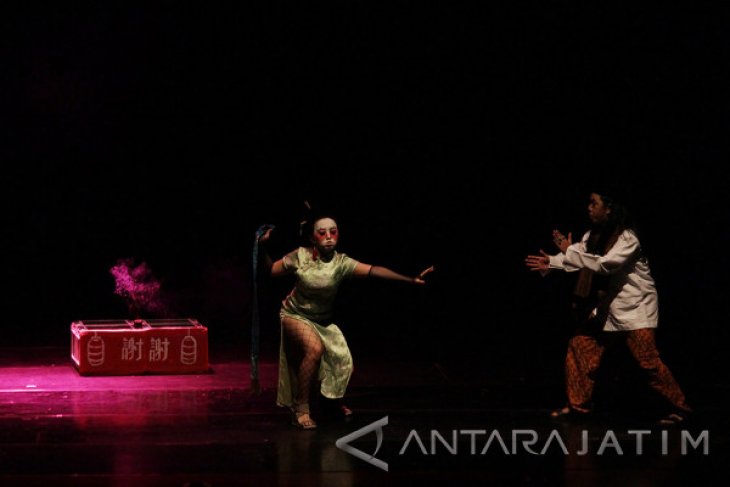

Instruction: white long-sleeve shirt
[548,229,658,332]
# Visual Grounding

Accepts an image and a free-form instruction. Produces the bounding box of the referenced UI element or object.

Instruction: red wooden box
[71,319,210,375]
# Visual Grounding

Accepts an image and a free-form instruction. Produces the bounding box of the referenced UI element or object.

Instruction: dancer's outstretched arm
[352,263,434,284]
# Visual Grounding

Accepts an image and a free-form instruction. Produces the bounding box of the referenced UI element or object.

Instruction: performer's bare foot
[657,411,690,426]
[292,412,317,430]
[340,403,353,416]
[550,406,572,418]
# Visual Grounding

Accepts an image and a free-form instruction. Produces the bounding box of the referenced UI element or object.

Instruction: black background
[3,3,728,393]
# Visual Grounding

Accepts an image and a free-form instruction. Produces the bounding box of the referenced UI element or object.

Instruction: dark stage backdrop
[3,4,728,391]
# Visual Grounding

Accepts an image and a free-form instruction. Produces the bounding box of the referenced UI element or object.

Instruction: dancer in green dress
[258,216,433,429]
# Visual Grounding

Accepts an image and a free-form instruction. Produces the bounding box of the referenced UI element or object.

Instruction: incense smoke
[110,258,168,317]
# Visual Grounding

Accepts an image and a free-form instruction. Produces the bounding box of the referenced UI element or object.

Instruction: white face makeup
[312,218,338,251]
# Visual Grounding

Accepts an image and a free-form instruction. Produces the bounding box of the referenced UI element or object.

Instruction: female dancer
[258,215,433,429]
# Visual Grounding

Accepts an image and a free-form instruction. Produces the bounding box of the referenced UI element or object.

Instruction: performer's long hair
[572,191,639,310]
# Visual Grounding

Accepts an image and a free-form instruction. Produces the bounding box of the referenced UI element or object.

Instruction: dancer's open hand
[413,265,435,284]
[525,251,550,271]
[552,230,572,254]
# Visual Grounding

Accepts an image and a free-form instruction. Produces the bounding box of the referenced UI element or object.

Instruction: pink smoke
[110,258,168,317]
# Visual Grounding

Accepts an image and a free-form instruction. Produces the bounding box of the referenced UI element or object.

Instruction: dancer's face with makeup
[311,218,338,255]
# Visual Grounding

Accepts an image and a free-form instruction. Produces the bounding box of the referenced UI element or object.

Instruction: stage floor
[0,345,727,486]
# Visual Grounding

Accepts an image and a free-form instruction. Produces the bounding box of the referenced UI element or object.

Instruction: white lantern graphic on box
[87,333,105,366]
[180,332,198,365]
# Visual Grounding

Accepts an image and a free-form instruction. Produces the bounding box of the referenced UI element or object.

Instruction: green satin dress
[276,247,359,409]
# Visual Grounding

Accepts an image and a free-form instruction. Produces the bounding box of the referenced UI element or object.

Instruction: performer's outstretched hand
[413,265,435,285]
[258,228,273,243]
[525,251,550,271]
[552,229,572,254]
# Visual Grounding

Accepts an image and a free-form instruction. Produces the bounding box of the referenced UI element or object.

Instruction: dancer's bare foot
[292,412,317,430]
